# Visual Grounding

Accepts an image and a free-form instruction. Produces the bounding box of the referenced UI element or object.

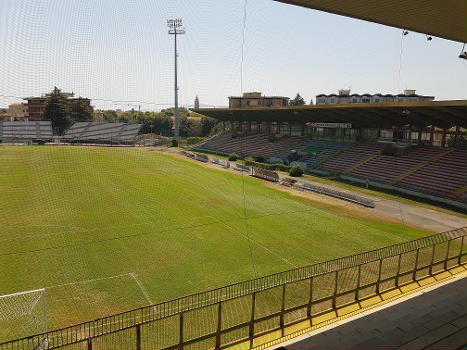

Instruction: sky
[0,0,466,111]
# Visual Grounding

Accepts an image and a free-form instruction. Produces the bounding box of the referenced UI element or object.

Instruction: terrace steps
[392,149,454,184]
[344,153,378,174]
[315,142,357,168]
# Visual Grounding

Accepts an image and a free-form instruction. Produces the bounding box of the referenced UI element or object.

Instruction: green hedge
[289,165,303,177]
[244,160,291,172]
[190,148,230,157]
[186,137,205,145]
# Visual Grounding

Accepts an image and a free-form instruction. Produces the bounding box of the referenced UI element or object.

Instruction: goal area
[0,288,46,342]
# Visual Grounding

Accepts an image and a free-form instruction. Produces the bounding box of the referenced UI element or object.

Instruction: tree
[103,110,118,122]
[43,87,71,134]
[200,116,217,136]
[289,93,306,106]
[73,97,92,121]
[289,165,303,177]
[179,116,194,137]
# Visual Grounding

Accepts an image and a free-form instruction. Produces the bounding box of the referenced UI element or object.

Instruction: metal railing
[294,180,375,207]
[1,227,466,350]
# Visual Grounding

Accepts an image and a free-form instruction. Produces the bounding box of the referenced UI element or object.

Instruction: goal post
[0,288,47,342]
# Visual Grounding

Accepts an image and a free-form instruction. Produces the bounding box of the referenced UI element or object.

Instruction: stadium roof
[274,0,467,43]
[193,100,467,129]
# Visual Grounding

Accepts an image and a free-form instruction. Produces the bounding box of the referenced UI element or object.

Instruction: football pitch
[0,146,430,340]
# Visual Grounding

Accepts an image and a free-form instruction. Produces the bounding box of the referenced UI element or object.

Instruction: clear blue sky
[1,0,466,111]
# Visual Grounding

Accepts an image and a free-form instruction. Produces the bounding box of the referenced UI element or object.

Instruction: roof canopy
[274,0,466,43]
[193,100,467,129]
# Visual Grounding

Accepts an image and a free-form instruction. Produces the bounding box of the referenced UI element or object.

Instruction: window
[362,98,370,103]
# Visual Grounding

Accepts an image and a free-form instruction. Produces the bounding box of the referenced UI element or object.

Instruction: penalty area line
[130,273,153,305]
[45,273,134,289]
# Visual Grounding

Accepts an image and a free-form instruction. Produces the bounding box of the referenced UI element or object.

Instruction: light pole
[167,18,185,144]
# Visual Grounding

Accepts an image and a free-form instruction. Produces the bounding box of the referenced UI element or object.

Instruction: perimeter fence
[1,227,466,350]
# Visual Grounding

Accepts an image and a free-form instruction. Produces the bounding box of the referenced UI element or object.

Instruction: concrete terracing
[269,273,466,350]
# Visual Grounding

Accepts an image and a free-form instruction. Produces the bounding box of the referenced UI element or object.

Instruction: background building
[24,92,92,120]
[229,92,289,108]
[8,103,28,119]
[316,89,435,105]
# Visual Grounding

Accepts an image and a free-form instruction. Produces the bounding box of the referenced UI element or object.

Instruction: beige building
[316,89,435,105]
[8,103,28,119]
[229,92,289,109]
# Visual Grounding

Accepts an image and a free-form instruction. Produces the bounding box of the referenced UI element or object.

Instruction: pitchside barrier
[251,167,280,182]
[1,227,466,350]
[194,153,209,163]
[211,158,230,169]
[233,163,251,173]
[294,180,375,208]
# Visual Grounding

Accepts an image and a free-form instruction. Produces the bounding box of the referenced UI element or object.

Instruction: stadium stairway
[344,153,379,173]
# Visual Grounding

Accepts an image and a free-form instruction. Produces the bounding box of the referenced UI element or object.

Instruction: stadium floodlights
[167,18,185,34]
[0,288,47,343]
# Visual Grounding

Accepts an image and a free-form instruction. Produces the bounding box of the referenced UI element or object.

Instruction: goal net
[0,288,47,342]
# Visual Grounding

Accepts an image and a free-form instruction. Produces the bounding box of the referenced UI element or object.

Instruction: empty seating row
[298,140,352,168]
[318,142,466,200]
[320,142,384,172]
[399,149,467,197]
[195,133,310,158]
[0,121,53,141]
[349,146,445,182]
[62,122,142,143]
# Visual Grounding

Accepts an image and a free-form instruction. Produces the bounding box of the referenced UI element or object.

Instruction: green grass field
[0,145,431,340]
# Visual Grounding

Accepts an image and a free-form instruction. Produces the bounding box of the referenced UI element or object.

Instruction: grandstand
[61,122,142,144]
[196,132,467,205]
[298,140,351,168]
[193,101,467,206]
[0,120,52,143]
[196,132,311,159]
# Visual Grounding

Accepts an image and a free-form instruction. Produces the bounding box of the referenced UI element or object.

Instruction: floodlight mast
[167,18,185,143]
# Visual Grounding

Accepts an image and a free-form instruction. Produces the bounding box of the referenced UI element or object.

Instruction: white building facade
[316,89,434,105]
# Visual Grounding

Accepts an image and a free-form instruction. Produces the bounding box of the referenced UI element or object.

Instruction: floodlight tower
[167,18,185,143]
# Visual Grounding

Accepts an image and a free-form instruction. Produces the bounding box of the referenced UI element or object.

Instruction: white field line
[130,273,153,305]
[45,273,133,289]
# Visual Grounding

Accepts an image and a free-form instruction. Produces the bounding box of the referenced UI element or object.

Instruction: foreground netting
[0,288,46,343]
[1,227,465,350]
